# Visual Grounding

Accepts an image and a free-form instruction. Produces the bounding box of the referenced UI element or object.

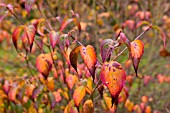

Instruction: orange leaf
[64,100,78,113]
[36,54,52,79]
[83,100,94,113]
[145,106,151,113]
[80,45,97,80]
[47,77,55,91]
[125,99,134,112]
[100,61,126,105]
[26,84,35,97]
[73,86,86,107]
[130,40,144,77]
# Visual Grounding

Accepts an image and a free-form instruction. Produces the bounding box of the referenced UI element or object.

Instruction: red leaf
[60,16,73,32]
[66,74,78,90]
[12,25,25,52]
[100,61,126,106]
[73,17,81,34]
[3,80,10,94]
[36,54,53,79]
[25,0,35,17]
[69,46,83,72]
[25,25,36,52]
[130,40,144,77]
[124,20,135,30]
[73,86,86,107]
[118,33,130,45]
[21,32,29,51]
[80,45,97,81]
[53,91,62,103]
[49,30,60,51]
[8,85,18,102]
[59,13,81,34]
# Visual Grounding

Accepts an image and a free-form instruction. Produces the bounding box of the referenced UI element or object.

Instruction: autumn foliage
[0,0,170,113]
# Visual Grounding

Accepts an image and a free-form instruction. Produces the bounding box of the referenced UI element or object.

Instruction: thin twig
[103,31,121,62]
[25,56,35,78]
[44,43,66,92]
[7,8,24,25]
[36,3,53,31]
[68,33,83,46]
[113,25,152,61]
[7,9,36,78]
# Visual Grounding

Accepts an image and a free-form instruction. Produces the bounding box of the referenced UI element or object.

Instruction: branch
[113,25,152,61]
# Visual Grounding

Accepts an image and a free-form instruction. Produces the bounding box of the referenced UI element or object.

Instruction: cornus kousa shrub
[0,1,167,113]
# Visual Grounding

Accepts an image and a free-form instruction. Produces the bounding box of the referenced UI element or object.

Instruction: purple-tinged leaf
[6,4,14,13]
[0,10,8,22]
[32,85,44,99]
[117,32,131,61]
[100,39,114,62]
[25,0,35,17]
[56,16,62,24]
[49,31,60,51]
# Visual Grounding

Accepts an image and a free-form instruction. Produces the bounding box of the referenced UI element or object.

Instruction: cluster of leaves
[0,0,170,113]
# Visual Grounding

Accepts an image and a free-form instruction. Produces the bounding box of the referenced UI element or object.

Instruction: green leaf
[24,99,32,110]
